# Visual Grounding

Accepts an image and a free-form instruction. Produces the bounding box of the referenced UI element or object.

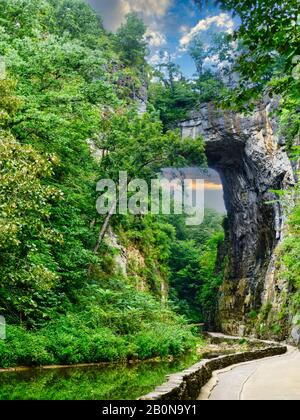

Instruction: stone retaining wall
[139,345,287,400]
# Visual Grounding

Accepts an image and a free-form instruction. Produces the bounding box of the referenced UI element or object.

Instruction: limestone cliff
[180,100,295,337]
[104,227,169,303]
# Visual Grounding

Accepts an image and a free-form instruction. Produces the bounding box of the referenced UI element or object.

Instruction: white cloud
[149,50,170,65]
[179,25,190,34]
[130,0,172,18]
[149,53,162,65]
[203,54,220,69]
[146,29,167,47]
[180,13,235,48]
[87,0,172,31]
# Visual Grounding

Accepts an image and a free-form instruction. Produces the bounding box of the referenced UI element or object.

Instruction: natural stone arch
[179,102,294,335]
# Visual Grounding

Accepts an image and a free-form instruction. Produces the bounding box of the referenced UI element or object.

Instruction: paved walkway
[199,347,300,400]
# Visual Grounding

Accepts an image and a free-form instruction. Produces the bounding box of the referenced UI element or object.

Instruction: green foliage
[193,70,226,104]
[272,324,282,336]
[248,311,258,320]
[0,326,54,367]
[0,1,165,329]
[148,53,199,129]
[0,0,216,369]
[114,13,148,69]
[149,79,198,129]
[0,1,110,325]
[219,0,299,95]
[0,79,21,126]
[168,211,225,324]
[280,202,300,310]
[131,323,195,360]
[0,0,51,38]
[150,31,237,128]
[98,110,205,182]
[0,135,63,324]
[215,0,300,145]
[260,303,273,321]
[114,214,176,295]
[0,279,196,368]
[188,35,208,76]
[48,0,105,41]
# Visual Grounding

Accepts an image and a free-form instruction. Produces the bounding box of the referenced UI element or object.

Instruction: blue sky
[86,0,237,77]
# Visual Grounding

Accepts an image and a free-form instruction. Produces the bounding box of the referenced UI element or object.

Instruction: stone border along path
[139,333,288,401]
[200,345,300,400]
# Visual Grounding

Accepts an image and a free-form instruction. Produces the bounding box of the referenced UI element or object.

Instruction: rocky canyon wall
[180,101,295,336]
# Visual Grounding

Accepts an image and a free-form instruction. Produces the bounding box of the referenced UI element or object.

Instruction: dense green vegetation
[113,211,225,325]
[1,0,298,373]
[149,61,198,130]
[216,0,300,145]
[148,34,231,129]
[0,280,197,367]
[168,211,225,325]
[280,202,300,311]
[0,0,226,369]
[0,0,207,367]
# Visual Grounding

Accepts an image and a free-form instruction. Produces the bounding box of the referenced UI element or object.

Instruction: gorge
[0,1,299,402]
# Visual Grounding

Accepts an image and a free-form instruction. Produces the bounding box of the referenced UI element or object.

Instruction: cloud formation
[87,0,172,31]
[180,12,235,48]
[149,50,172,66]
[146,29,167,47]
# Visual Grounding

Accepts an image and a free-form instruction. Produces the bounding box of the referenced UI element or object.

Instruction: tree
[0,0,118,325]
[193,70,225,103]
[188,34,208,77]
[0,0,51,37]
[156,51,182,90]
[149,79,198,129]
[0,77,62,324]
[219,0,299,75]
[209,31,239,87]
[0,0,201,368]
[114,13,148,69]
[168,211,225,324]
[48,0,104,41]
[0,79,21,127]
[149,55,198,130]
[187,31,237,104]
[93,110,206,249]
[217,0,300,111]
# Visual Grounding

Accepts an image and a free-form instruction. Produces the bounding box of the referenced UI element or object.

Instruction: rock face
[291,326,300,347]
[136,83,148,115]
[180,102,295,335]
[291,315,300,347]
[104,227,168,301]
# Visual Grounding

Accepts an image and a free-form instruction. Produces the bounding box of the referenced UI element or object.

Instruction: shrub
[0,326,53,368]
[0,285,197,368]
[130,323,196,360]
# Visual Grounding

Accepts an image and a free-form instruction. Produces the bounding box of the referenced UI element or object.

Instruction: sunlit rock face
[180,101,294,335]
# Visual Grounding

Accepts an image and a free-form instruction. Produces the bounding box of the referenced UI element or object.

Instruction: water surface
[0,352,200,400]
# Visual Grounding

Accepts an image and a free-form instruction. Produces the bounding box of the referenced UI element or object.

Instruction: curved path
[199,346,300,400]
